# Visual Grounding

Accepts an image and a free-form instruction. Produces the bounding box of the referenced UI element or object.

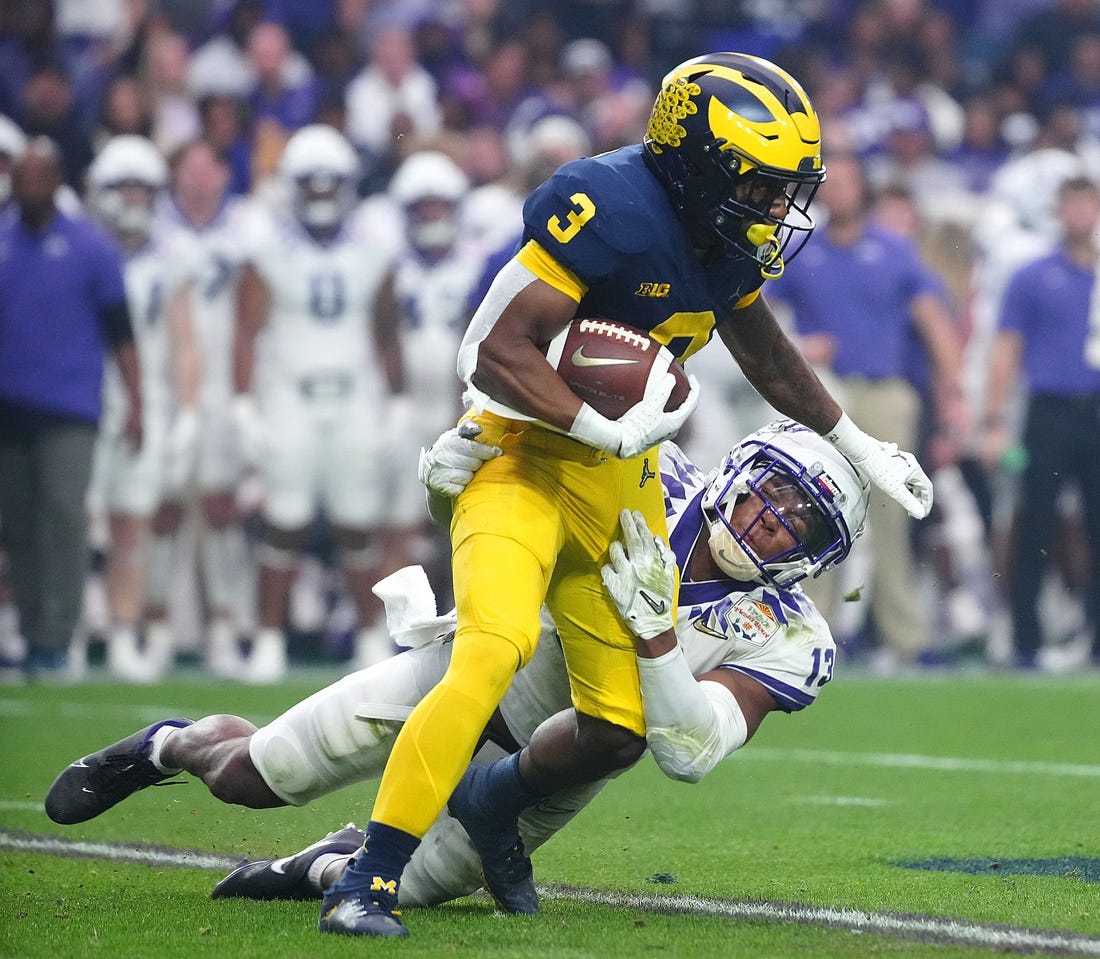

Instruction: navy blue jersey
[521,144,767,361]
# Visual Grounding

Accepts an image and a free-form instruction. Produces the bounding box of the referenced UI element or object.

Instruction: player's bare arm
[715,294,842,435]
[168,283,200,410]
[471,271,586,431]
[233,260,268,395]
[372,268,405,395]
[634,626,777,740]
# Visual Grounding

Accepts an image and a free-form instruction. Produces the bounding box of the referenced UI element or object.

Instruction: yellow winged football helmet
[643,52,825,275]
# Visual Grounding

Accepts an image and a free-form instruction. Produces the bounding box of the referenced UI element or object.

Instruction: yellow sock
[372,632,520,837]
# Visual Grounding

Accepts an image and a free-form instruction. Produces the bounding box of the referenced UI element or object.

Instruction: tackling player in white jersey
[84,135,200,683]
[47,419,869,912]
[231,124,404,683]
[155,138,258,677]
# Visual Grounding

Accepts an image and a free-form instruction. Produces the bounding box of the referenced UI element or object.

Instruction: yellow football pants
[371,412,673,838]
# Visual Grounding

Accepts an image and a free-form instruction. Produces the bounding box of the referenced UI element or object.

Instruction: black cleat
[318,889,409,938]
[44,719,192,824]
[212,823,366,901]
[448,779,539,914]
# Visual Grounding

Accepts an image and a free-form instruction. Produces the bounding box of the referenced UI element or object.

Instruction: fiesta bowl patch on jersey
[543,318,690,420]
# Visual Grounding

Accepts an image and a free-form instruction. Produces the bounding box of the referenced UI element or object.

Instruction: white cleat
[205,618,245,680]
[107,627,163,684]
[243,630,288,685]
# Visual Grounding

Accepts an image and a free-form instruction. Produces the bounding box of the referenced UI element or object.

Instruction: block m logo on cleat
[370,876,397,895]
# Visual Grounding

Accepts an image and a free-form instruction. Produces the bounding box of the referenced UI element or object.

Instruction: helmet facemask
[293,170,356,231]
[95,180,159,237]
[699,148,822,276]
[701,432,860,588]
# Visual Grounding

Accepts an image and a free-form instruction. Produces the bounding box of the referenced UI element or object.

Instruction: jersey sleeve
[684,590,836,712]
[521,158,648,284]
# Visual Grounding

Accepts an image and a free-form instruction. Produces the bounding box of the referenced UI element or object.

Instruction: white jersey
[159,197,253,411]
[102,229,195,427]
[91,228,196,516]
[385,245,485,524]
[244,202,398,395]
[393,248,481,436]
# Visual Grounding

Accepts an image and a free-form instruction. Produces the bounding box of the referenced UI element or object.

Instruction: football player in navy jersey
[44,420,869,915]
[314,53,932,937]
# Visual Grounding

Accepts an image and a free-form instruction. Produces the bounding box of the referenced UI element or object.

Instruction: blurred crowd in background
[0,0,1098,684]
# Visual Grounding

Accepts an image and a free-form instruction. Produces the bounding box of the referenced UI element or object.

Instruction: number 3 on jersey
[547,192,595,244]
[309,272,346,321]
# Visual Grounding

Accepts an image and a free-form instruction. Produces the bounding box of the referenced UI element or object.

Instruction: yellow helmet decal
[646,76,701,153]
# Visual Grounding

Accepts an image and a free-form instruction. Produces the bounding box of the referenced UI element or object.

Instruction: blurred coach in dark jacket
[0,137,141,681]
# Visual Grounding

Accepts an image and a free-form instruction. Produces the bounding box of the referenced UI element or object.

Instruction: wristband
[569,402,621,454]
[824,411,872,461]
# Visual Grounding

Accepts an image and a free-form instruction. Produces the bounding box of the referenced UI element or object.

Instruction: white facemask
[409,217,457,252]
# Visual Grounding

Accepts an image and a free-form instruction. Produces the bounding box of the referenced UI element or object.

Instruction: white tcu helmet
[700,419,869,588]
[389,150,468,254]
[87,135,168,235]
[279,124,360,230]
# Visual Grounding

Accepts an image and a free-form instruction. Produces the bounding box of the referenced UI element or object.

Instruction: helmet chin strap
[706,523,763,582]
[746,222,785,279]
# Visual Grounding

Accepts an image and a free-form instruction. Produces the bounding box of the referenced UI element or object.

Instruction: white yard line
[2,829,1098,956]
[541,884,1100,957]
[0,830,242,871]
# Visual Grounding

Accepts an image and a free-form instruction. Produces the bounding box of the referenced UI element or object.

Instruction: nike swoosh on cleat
[571,346,642,368]
[639,590,666,615]
[270,858,292,875]
[72,760,90,768]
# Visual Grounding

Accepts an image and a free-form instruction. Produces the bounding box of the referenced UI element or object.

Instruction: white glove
[601,508,676,640]
[231,394,265,468]
[166,406,199,490]
[826,413,934,519]
[571,372,701,459]
[417,422,502,498]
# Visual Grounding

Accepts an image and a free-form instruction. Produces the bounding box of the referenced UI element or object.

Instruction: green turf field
[1,669,1098,958]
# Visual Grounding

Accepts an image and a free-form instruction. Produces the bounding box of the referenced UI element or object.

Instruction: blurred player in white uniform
[156,138,257,677]
[47,420,869,909]
[379,150,481,611]
[84,135,200,682]
[232,124,403,683]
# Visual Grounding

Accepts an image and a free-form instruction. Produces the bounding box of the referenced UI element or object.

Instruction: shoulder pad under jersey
[523,154,651,282]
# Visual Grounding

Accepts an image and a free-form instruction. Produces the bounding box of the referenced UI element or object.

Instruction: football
[543,318,691,420]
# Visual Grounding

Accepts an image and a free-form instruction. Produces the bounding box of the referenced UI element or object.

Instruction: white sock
[146,724,183,775]
[307,852,352,892]
[201,526,245,612]
[110,622,138,648]
[254,626,284,648]
[144,533,176,610]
